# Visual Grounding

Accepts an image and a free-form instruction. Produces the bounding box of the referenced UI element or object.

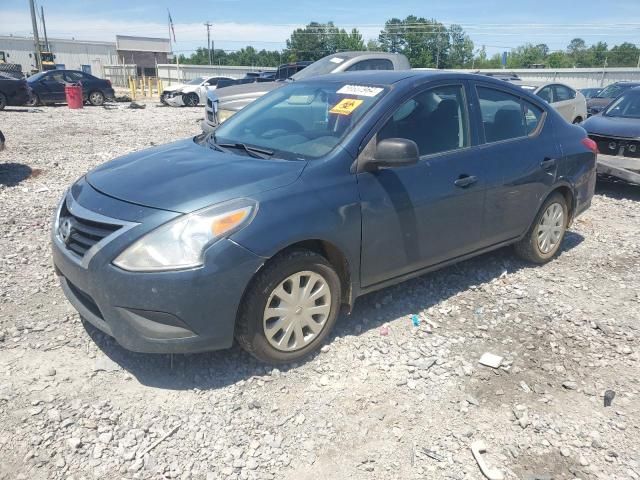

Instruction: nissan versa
[52,71,597,363]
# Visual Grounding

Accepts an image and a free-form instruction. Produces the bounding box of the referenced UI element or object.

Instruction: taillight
[106,79,112,87]
[581,137,598,154]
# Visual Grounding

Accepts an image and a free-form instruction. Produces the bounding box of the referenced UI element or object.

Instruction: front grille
[58,201,122,258]
[206,110,214,122]
[590,134,640,159]
[207,97,212,108]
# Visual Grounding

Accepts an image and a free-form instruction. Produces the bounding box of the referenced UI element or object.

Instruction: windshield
[27,72,47,82]
[186,77,206,85]
[597,83,630,98]
[290,54,355,81]
[604,91,640,118]
[212,81,387,159]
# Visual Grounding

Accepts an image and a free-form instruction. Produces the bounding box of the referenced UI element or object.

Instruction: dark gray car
[53,71,596,364]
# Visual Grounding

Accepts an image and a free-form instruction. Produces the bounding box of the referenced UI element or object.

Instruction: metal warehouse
[0,35,117,77]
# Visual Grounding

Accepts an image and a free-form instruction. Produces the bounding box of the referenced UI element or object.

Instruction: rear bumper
[51,190,264,354]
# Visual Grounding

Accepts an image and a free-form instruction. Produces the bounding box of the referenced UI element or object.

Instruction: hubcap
[263,271,331,352]
[537,202,564,254]
[90,92,102,103]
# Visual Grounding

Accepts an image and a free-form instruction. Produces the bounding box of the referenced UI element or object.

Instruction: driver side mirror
[203,82,211,87]
[362,138,419,171]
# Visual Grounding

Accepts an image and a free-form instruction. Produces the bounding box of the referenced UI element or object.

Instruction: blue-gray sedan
[52,71,597,363]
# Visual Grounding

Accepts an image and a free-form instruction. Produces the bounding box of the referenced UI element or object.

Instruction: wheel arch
[239,238,354,318]
[546,182,576,225]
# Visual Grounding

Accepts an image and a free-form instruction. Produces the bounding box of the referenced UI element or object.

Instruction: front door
[358,83,486,287]
[39,71,67,102]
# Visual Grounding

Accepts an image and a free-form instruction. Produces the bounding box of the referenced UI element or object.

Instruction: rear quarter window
[477,86,545,143]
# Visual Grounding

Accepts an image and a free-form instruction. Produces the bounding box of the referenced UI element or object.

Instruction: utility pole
[29,0,42,71]
[204,21,212,65]
[40,5,50,52]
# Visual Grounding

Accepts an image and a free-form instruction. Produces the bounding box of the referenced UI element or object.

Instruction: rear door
[471,83,560,245]
[358,81,486,287]
[551,84,577,122]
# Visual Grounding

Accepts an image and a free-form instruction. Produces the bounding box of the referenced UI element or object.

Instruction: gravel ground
[1,102,639,480]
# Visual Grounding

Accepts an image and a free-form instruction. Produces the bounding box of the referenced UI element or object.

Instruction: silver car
[202,51,411,133]
[514,81,587,124]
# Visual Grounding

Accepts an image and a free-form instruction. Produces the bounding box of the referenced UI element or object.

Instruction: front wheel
[515,192,568,263]
[25,94,39,107]
[236,249,341,364]
[0,93,6,110]
[183,93,199,107]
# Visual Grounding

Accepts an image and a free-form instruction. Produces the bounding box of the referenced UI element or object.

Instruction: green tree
[285,22,364,61]
[608,42,640,67]
[448,24,474,68]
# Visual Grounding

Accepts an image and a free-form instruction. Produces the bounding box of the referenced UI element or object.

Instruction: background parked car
[215,62,312,89]
[514,81,587,124]
[582,86,640,184]
[579,87,602,99]
[162,76,233,107]
[202,51,411,132]
[26,70,114,106]
[0,71,31,110]
[587,81,640,116]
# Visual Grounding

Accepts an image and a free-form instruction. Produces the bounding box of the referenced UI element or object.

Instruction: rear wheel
[183,93,199,107]
[0,93,7,110]
[236,249,341,364]
[88,90,104,106]
[515,192,568,263]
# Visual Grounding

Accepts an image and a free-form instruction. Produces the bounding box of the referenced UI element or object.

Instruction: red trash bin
[65,84,83,109]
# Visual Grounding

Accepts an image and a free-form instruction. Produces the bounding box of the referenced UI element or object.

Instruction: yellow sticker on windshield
[330,98,364,116]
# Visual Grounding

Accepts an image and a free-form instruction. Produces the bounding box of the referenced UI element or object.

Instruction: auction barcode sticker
[337,85,384,97]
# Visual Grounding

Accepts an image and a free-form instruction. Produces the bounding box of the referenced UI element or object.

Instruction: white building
[0,35,117,77]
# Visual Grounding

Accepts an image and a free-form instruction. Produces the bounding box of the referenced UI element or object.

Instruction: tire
[0,93,6,111]
[88,90,105,106]
[184,93,199,107]
[236,249,342,364]
[25,94,39,107]
[514,192,568,264]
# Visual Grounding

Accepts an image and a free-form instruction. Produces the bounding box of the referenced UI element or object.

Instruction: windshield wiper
[217,142,274,159]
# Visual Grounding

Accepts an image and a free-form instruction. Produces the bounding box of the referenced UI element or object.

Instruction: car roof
[302,70,532,88]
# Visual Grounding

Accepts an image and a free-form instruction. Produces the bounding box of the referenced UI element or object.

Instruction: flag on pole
[168,9,176,42]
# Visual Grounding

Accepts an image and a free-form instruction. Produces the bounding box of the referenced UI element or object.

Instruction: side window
[378,84,469,156]
[65,72,84,82]
[553,85,575,102]
[346,59,394,72]
[48,71,66,83]
[537,86,553,103]
[523,100,544,135]
[477,87,528,142]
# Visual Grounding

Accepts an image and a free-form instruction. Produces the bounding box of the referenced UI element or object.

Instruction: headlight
[217,109,237,123]
[113,200,256,272]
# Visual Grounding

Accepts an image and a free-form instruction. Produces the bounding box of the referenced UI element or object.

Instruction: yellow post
[128,76,136,100]
[147,77,152,96]
[158,78,163,95]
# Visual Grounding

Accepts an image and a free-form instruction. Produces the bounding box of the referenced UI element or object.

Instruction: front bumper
[52,186,264,354]
[165,95,185,107]
[597,154,640,184]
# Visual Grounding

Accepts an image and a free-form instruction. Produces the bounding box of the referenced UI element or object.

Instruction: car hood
[583,115,640,139]
[85,138,306,213]
[587,98,612,110]
[163,83,187,92]
[215,81,284,110]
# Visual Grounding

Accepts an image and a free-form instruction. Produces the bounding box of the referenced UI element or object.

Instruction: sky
[1,0,639,57]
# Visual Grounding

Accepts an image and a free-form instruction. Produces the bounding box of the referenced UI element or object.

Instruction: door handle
[540,158,557,170]
[454,175,477,188]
